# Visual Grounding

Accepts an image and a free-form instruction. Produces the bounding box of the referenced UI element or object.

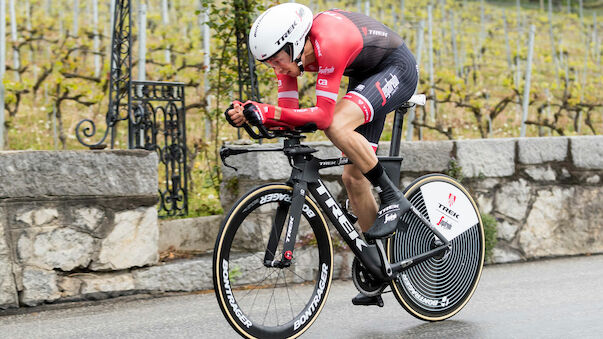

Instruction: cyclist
[225,3,418,307]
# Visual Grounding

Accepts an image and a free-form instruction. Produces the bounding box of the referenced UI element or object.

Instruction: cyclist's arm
[252,97,336,130]
[263,72,335,129]
[267,71,341,130]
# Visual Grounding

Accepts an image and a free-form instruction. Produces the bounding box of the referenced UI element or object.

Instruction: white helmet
[249,3,313,62]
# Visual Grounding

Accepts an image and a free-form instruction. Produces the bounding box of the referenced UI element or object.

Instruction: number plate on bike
[420,181,479,241]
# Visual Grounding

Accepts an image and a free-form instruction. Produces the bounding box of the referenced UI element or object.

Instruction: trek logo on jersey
[375,73,400,106]
[368,29,388,37]
[318,66,334,75]
[354,84,365,91]
[318,79,328,86]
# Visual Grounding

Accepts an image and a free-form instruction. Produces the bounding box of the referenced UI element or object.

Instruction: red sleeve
[255,98,335,130]
[277,73,299,109]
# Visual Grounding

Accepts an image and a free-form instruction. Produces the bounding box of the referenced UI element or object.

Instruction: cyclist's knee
[324,123,344,142]
[325,107,363,140]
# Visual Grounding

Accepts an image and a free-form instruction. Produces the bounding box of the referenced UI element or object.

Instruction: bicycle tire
[213,184,333,338]
[388,174,485,321]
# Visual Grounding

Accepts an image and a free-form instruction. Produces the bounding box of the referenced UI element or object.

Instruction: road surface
[1,255,602,338]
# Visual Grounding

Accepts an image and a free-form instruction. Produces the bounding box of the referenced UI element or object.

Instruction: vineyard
[0,0,601,217]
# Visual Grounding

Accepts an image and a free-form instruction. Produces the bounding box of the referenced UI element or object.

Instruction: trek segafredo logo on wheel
[293,263,329,330]
[420,182,479,242]
[222,259,253,328]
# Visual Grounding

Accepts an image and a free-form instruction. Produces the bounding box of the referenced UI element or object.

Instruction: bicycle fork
[263,181,308,268]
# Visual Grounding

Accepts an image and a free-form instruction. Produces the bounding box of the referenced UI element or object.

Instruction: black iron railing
[132,81,187,217]
[75,0,188,217]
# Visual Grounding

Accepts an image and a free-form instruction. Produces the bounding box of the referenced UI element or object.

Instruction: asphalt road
[1,255,602,338]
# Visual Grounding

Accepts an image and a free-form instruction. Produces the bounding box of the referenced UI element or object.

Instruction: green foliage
[188,157,224,218]
[481,213,498,262]
[188,185,223,218]
[445,157,464,183]
[229,265,243,282]
[224,177,240,196]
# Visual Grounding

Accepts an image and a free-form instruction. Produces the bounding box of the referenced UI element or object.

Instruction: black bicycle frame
[223,104,450,281]
[255,136,450,281]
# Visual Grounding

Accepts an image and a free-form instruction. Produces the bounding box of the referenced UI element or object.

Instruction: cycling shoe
[364,195,411,241]
[352,292,384,307]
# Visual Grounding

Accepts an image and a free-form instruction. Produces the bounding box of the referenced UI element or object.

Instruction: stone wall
[0,150,159,308]
[1,136,600,309]
[221,136,603,264]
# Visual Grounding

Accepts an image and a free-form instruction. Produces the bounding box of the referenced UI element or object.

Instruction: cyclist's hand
[225,100,245,127]
[242,100,267,126]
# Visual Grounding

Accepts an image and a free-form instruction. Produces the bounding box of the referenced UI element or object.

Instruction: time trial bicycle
[213,95,485,338]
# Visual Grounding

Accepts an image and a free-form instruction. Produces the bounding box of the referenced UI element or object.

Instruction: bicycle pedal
[352,293,384,307]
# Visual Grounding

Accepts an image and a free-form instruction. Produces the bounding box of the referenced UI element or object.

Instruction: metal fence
[75,0,188,217]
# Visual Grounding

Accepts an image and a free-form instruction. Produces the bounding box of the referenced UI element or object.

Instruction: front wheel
[388,174,485,321]
[213,184,333,338]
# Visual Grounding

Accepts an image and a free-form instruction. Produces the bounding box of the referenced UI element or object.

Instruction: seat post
[389,105,409,157]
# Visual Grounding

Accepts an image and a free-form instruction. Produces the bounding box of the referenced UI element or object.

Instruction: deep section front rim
[213,184,333,338]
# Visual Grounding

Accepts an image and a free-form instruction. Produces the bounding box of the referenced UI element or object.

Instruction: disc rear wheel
[388,174,485,321]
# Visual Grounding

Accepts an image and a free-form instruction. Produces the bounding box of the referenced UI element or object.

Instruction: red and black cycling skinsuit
[263,9,418,151]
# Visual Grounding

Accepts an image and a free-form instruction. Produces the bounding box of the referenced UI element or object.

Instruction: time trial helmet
[249,3,313,63]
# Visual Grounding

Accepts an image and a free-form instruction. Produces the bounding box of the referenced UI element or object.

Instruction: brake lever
[220,146,250,171]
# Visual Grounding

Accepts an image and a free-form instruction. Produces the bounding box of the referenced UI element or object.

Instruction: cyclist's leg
[345,46,418,240]
[341,111,388,233]
[342,164,377,233]
[326,98,409,241]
